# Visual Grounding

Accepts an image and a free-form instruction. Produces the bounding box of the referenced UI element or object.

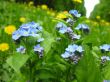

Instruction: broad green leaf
[6,54,29,73]
[41,30,55,54]
[75,45,102,82]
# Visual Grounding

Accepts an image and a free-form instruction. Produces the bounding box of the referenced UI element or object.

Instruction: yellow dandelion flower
[41,4,48,10]
[56,11,68,19]
[73,0,82,3]
[4,25,16,35]
[56,13,66,19]
[19,17,26,23]
[96,16,100,19]
[0,43,9,51]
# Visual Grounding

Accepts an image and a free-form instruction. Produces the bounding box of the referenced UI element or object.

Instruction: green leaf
[8,73,27,82]
[103,63,110,79]
[6,54,29,73]
[83,33,100,46]
[75,45,102,82]
[41,31,55,54]
[36,69,55,80]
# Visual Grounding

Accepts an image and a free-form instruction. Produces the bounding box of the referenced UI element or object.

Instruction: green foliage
[103,63,110,80]
[41,30,55,54]
[76,45,102,82]
[6,53,29,73]
[90,0,110,21]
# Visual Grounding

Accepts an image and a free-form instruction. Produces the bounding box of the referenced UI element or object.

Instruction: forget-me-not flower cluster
[61,44,84,63]
[13,22,44,58]
[12,22,42,40]
[100,44,110,64]
[56,22,81,40]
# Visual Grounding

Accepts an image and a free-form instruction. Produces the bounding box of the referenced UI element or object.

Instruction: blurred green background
[2,0,110,21]
[90,0,110,22]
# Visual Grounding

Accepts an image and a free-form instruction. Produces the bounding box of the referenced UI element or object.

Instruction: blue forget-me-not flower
[75,24,89,30]
[66,18,75,26]
[100,44,110,52]
[75,24,90,33]
[101,56,110,65]
[56,22,68,34]
[16,46,26,54]
[71,34,81,40]
[61,44,84,63]
[34,44,44,58]
[69,10,81,18]
[101,56,110,61]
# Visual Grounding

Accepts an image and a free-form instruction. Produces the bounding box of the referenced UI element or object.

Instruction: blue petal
[76,46,84,53]
[16,46,26,54]
[12,30,21,40]
[100,44,110,51]
[59,27,67,34]
[37,38,44,42]
[69,10,81,17]
[34,44,44,52]
[61,52,71,58]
